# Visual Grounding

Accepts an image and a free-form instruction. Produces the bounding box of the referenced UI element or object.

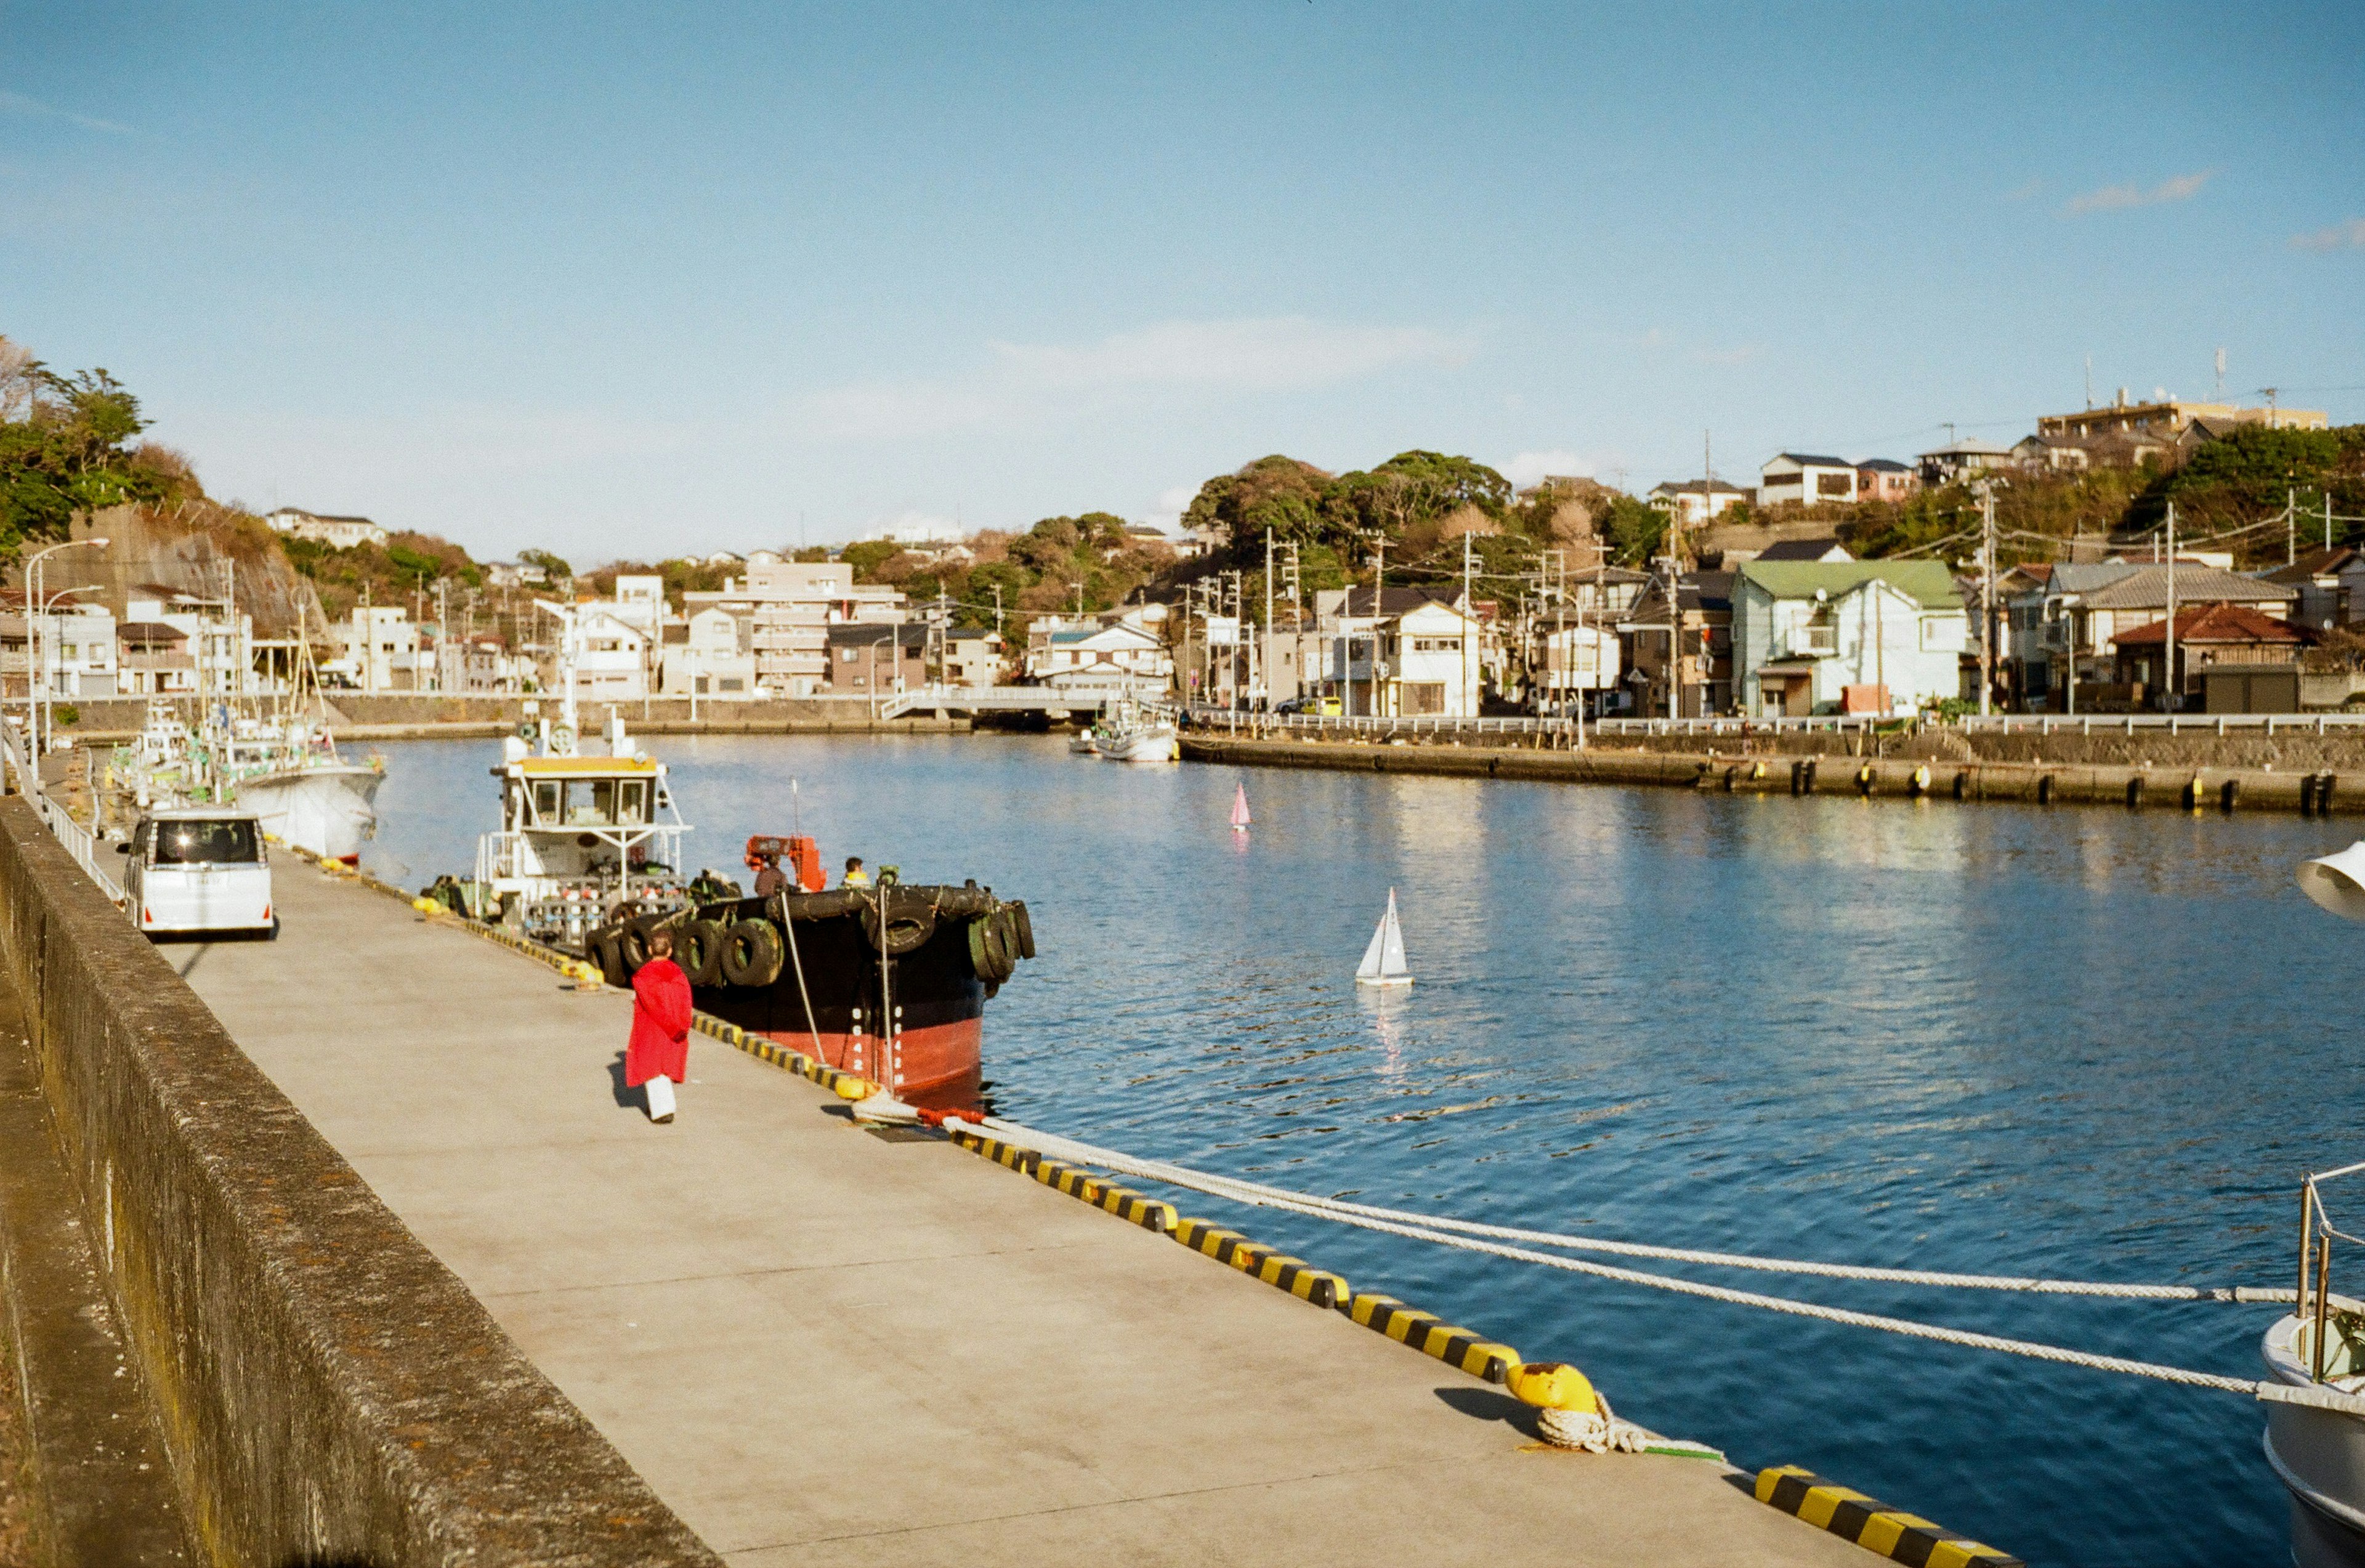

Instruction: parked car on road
[119,808,276,939]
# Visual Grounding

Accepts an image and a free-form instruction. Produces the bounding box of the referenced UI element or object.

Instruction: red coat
[627,956,693,1086]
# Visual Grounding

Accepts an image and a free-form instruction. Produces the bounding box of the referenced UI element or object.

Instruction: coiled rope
[958,1111,2362,1416]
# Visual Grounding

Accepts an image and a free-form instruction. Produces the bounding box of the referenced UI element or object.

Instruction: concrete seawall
[0,798,718,1567]
[1180,733,2363,815]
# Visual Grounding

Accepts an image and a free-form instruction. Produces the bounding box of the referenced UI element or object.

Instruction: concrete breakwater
[0,799,716,1567]
[1181,733,2365,816]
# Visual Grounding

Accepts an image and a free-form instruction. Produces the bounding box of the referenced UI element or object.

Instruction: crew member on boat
[628,929,693,1124]
[752,850,789,897]
[841,856,871,888]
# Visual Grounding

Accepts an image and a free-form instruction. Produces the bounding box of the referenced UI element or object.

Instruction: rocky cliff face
[46,504,328,642]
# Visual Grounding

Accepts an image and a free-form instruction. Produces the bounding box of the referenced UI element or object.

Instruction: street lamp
[36,585,97,759]
[23,537,107,777]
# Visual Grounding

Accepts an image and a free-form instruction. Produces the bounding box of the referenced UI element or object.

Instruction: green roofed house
[1731,560,1968,717]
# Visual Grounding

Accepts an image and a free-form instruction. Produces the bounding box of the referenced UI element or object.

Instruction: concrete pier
[173,859,1867,1566]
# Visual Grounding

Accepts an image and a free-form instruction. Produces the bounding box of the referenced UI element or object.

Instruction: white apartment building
[942,628,1007,687]
[568,607,652,701]
[660,607,759,700]
[1757,453,1859,510]
[129,594,264,698]
[607,574,668,638]
[4,603,120,698]
[684,560,905,697]
[331,605,418,693]
[265,507,390,550]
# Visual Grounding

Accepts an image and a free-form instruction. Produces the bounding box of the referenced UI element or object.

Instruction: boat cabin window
[533,780,562,822]
[568,780,615,825]
[617,779,648,822]
[152,818,261,865]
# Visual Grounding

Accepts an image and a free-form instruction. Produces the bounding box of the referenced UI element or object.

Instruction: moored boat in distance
[224,717,385,865]
[1093,702,1178,763]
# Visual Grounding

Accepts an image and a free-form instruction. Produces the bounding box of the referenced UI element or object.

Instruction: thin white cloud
[1147,482,1201,530]
[797,316,1474,443]
[1692,344,1760,366]
[0,89,132,136]
[1502,450,1593,489]
[990,317,1471,392]
[2063,169,2212,215]
[2292,218,2365,253]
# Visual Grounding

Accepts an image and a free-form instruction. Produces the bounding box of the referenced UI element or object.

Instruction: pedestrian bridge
[878,682,1158,720]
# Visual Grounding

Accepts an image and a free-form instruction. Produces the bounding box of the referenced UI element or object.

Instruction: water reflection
[360,733,2360,1568]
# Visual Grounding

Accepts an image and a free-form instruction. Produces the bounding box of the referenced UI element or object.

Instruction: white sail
[1356,889,1412,987]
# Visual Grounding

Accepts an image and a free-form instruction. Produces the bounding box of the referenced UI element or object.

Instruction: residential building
[1753,538,1853,564]
[1312,588,1485,717]
[1856,459,1919,503]
[1647,479,1750,525]
[2037,394,2328,442]
[659,607,759,700]
[2003,563,2297,709]
[684,560,905,697]
[116,619,198,695]
[565,607,652,701]
[826,621,928,696]
[264,508,389,550]
[1732,560,1968,717]
[432,635,524,695]
[2111,604,2311,708]
[1530,623,1621,715]
[1620,571,1734,717]
[0,601,120,698]
[485,560,551,589]
[941,628,1007,687]
[1757,453,1859,510]
[1915,439,2014,487]
[331,605,418,693]
[606,574,668,639]
[2262,548,2364,632]
[125,592,262,698]
[1028,615,1171,687]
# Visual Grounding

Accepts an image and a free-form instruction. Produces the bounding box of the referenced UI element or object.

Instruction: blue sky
[4,2,2360,562]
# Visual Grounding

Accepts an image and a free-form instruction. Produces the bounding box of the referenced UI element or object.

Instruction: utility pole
[2165,501,2180,713]
[1979,487,1996,716]
[2289,487,2298,567]
[1263,527,1274,713]
[1461,530,1476,717]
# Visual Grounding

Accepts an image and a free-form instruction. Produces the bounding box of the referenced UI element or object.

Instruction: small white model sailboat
[1355,889,1412,988]
[1231,782,1252,832]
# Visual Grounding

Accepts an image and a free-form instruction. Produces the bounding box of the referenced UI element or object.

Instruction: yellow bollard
[833,1076,877,1101]
[1505,1360,1599,1415]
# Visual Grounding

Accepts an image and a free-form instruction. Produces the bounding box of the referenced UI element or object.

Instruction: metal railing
[1957,713,2365,735]
[1,722,123,904]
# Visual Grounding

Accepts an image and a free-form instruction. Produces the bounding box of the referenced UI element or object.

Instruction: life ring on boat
[1008,900,1035,960]
[720,920,785,987]
[860,889,938,956]
[676,918,729,987]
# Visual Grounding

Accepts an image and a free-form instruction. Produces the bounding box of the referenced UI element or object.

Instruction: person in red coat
[628,929,693,1123]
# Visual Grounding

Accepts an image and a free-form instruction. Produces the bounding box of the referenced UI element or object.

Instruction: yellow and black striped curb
[1754,1467,2021,1568]
[939,1127,1176,1232]
[1172,1217,1347,1307]
[1342,1293,1518,1383]
[690,1012,879,1098]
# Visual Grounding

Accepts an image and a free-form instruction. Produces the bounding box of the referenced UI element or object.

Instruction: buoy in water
[1231,782,1252,832]
[1355,888,1413,988]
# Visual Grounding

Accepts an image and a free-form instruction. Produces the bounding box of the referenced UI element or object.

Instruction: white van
[120,809,276,939]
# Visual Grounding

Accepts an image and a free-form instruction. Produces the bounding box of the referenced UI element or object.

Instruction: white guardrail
[1184,707,2365,741]
[1,722,124,905]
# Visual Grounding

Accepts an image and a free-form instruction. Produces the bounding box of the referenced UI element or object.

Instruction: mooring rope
[960,1112,2363,1416]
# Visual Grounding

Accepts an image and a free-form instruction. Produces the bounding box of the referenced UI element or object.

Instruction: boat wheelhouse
[472,710,693,951]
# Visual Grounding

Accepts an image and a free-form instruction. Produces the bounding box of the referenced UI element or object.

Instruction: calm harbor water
[362,732,2364,1567]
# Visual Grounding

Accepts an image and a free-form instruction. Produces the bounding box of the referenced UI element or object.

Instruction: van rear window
[153,820,261,865]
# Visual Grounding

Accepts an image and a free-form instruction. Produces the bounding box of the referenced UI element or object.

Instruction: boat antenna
[791,776,801,836]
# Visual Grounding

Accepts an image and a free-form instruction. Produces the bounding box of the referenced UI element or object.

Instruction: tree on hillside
[517,546,572,580]
[1182,455,1333,554]
[0,341,164,557]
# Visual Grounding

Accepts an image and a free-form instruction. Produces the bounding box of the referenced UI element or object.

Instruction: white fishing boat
[1067,728,1101,756]
[1093,703,1178,764]
[232,739,385,865]
[441,602,695,952]
[1355,888,1412,988]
